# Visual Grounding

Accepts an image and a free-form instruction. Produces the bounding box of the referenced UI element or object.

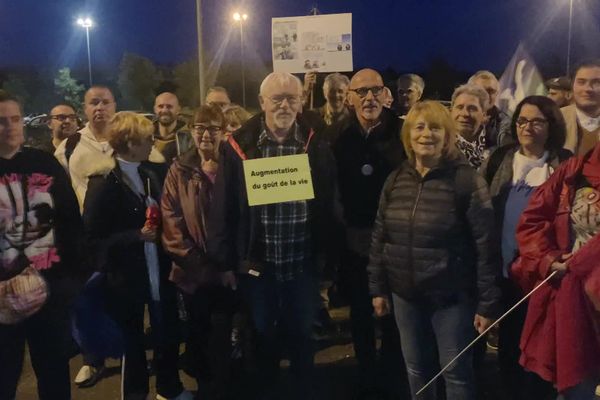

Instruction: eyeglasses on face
[515,117,548,129]
[192,124,223,135]
[349,86,384,98]
[265,95,301,106]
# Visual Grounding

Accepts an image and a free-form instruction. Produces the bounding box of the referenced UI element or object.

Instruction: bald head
[347,69,385,129]
[350,68,383,89]
[154,92,181,128]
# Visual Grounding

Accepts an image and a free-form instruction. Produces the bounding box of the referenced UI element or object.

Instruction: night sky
[2,0,600,76]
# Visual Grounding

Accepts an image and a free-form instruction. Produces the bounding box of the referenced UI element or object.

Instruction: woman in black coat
[83,112,191,400]
[368,101,501,400]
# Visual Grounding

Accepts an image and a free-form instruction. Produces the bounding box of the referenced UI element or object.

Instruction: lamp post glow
[232,12,248,107]
[77,17,94,87]
[566,0,574,76]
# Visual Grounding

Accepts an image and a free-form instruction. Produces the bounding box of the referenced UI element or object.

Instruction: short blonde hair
[223,105,252,128]
[401,101,460,163]
[107,111,154,155]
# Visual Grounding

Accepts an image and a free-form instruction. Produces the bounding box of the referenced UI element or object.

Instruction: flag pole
[416,270,558,396]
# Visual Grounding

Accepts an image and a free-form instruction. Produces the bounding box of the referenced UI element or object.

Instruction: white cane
[416,270,559,397]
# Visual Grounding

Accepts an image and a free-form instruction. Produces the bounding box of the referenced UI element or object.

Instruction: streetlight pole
[233,12,248,108]
[196,0,206,102]
[566,0,574,76]
[77,17,94,87]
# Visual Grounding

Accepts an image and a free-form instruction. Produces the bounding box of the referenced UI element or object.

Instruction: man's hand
[221,271,237,290]
[303,71,317,92]
[473,314,494,334]
[372,296,390,317]
[550,253,572,278]
[140,226,157,242]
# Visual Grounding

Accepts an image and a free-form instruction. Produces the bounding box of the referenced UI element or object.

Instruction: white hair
[396,74,425,94]
[259,72,303,96]
[451,83,490,111]
[468,70,498,85]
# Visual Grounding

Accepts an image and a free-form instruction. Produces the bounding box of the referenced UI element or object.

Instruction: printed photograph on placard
[272,21,298,60]
[272,13,353,73]
[327,33,352,52]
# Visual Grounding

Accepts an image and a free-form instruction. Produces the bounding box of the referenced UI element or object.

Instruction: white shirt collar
[576,107,600,132]
[512,150,550,186]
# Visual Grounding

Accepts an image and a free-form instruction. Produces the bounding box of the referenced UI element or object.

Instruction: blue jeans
[392,293,476,400]
[241,269,318,397]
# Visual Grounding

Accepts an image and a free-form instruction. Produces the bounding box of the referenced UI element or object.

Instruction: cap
[545,76,571,91]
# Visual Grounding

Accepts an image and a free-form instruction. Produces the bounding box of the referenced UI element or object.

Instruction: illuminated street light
[232,12,249,107]
[77,17,94,86]
[232,12,248,22]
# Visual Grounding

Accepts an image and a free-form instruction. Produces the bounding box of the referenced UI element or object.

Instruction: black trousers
[497,278,556,400]
[183,286,236,400]
[338,249,409,397]
[0,294,71,400]
[107,280,184,399]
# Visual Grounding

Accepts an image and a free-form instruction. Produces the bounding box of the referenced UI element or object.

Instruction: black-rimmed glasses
[349,86,384,98]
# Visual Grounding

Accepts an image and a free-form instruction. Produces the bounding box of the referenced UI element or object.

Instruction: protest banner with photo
[272,13,353,74]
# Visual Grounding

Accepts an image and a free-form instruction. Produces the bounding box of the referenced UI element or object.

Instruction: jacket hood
[153,119,188,141]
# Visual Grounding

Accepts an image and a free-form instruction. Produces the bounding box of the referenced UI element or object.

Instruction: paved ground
[13,305,567,400]
[15,307,366,400]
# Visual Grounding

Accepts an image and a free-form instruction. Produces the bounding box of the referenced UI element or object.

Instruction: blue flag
[497,43,546,114]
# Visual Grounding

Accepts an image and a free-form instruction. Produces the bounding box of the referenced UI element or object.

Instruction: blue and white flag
[497,43,546,114]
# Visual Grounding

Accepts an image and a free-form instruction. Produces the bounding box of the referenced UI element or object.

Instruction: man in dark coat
[208,72,338,399]
[326,68,408,398]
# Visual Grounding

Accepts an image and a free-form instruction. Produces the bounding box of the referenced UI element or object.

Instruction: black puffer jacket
[368,158,501,318]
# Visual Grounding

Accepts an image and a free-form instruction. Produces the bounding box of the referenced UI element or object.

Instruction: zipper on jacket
[408,180,423,289]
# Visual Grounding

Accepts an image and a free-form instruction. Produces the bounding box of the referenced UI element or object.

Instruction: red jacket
[512,148,600,392]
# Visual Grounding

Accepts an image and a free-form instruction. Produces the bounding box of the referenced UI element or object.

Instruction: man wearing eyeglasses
[47,104,79,150]
[208,72,337,399]
[326,68,407,398]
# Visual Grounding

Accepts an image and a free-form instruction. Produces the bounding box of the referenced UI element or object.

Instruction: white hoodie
[54,124,114,213]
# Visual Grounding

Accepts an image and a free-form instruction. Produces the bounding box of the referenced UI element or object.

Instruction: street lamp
[232,12,248,108]
[566,0,574,76]
[77,17,94,87]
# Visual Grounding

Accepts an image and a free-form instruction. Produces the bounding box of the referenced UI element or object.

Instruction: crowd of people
[1,58,600,400]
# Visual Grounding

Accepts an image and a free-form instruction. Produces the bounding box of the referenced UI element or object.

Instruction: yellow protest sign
[243,154,314,206]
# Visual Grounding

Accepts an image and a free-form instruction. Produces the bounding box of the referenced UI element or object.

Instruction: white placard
[272,13,353,74]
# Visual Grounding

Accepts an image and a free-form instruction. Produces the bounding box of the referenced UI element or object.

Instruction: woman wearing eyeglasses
[481,96,571,400]
[161,104,237,399]
[510,99,600,397]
